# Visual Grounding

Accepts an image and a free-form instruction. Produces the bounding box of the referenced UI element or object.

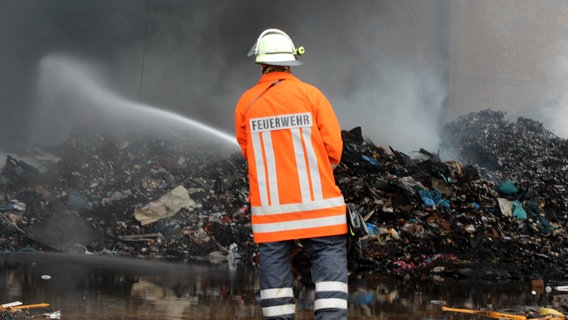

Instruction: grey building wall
[447,0,568,127]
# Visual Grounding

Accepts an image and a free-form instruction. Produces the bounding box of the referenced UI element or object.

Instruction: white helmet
[248,28,305,66]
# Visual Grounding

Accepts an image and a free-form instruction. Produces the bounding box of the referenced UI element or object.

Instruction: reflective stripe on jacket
[235,72,347,243]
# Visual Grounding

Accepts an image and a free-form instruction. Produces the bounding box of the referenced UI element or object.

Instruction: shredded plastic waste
[0,110,566,282]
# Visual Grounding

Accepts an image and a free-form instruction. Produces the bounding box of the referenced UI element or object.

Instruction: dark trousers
[258,235,348,320]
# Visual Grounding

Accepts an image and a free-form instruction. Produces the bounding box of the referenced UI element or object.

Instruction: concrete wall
[447,0,568,121]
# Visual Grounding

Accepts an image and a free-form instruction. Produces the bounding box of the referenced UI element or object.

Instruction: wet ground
[1,253,565,319]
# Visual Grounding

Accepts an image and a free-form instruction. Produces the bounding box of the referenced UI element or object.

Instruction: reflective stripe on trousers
[259,235,348,320]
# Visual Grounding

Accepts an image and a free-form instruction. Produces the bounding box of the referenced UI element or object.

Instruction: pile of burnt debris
[0,109,567,282]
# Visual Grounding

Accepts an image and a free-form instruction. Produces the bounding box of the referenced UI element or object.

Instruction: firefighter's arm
[234,103,248,159]
[314,91,343,165]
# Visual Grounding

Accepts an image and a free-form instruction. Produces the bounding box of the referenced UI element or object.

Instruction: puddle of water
[0,252,562,319]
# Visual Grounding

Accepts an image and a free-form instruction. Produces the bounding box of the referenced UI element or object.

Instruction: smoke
[536,102,568,139]
[535,54,568,139]
[2,0,450,154]
[542,104,568,139]
[296,1,449,153]
[334,55,446,153]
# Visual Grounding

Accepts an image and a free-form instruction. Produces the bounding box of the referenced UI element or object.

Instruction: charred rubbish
[0,110,566,284]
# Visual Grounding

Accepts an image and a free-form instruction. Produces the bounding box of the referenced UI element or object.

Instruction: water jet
[31,55,238,148]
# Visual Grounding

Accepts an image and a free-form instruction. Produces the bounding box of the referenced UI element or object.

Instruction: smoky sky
[1,0,451,154]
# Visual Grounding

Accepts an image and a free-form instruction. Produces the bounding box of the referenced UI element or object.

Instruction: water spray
[34,55,238,146]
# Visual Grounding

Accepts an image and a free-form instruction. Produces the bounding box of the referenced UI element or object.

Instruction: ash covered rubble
[0,109,567,282]
[338,109,567,281]
[0,133,253,264]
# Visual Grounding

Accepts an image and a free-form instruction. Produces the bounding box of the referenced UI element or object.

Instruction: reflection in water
[0,253,563,319]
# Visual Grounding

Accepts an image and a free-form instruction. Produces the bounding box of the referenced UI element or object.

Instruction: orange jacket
[235,72,347,243]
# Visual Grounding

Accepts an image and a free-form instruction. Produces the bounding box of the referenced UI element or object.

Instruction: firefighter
[234,28,348,319]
